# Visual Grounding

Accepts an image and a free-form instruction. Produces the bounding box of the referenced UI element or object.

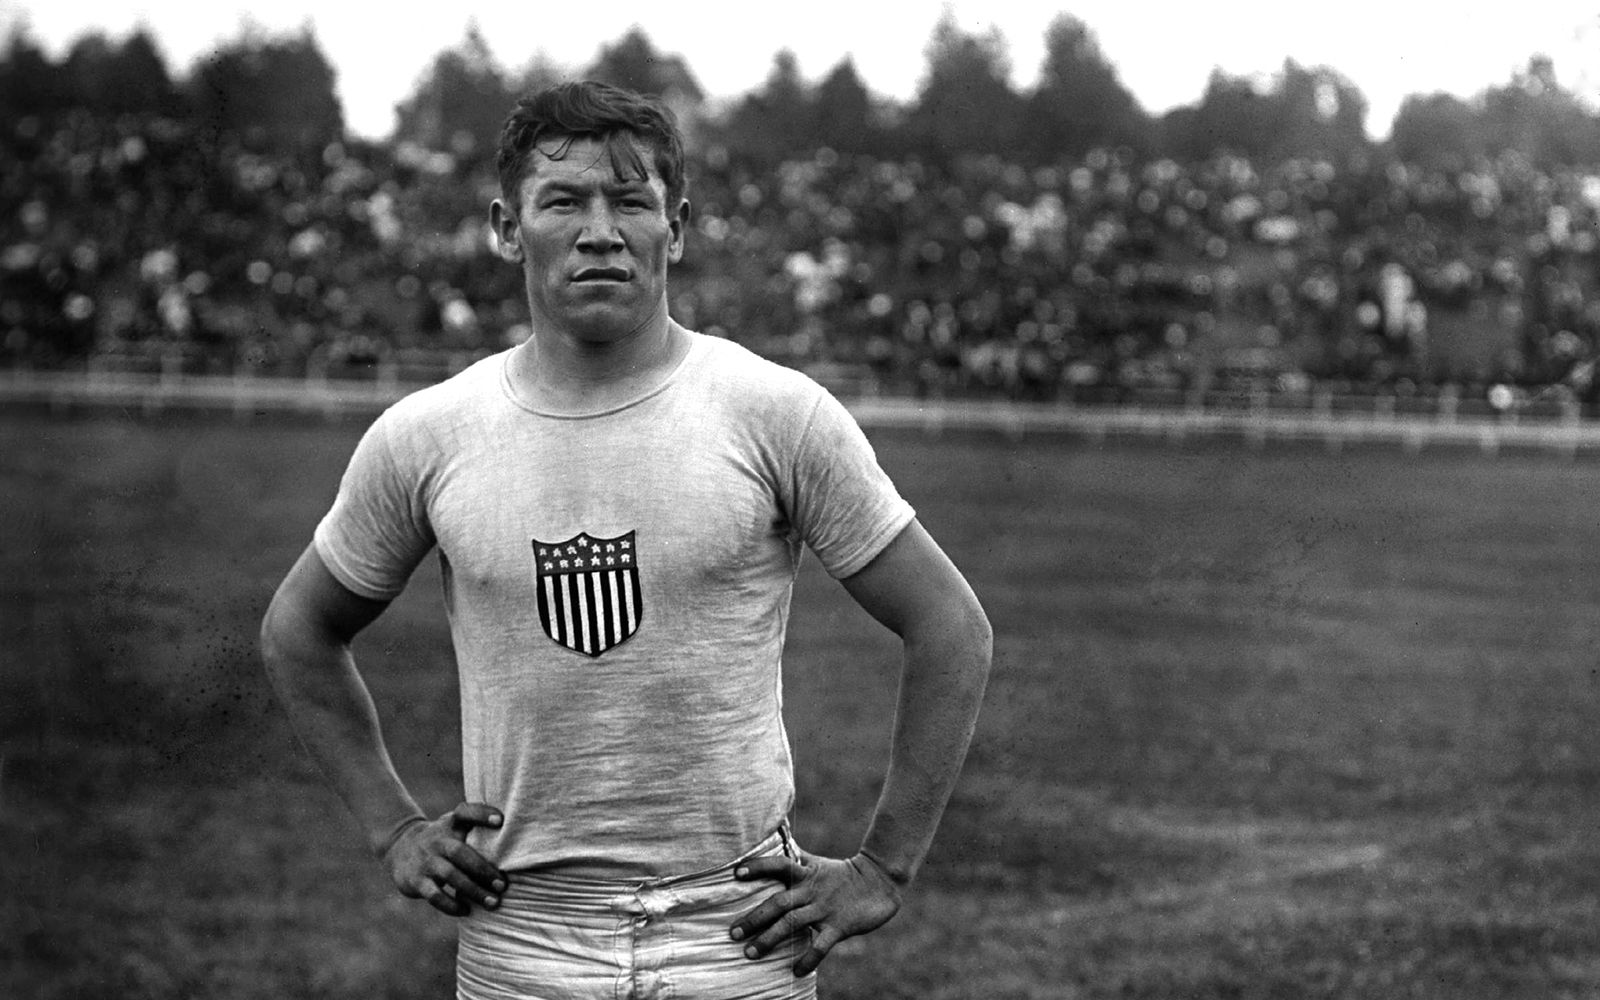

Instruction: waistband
[508,823,795,894]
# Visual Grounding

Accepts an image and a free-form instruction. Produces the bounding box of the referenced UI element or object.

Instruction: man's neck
[509,306,690,412]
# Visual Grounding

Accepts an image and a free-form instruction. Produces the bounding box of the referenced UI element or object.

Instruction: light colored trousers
[457,829,818,1000]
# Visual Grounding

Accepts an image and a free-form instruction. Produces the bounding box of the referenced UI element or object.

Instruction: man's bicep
[838,520,985,639]
[265,543,392,647]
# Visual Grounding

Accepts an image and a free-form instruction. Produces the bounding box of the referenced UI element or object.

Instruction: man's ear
[667,198,690,264]
[489,199,524,263]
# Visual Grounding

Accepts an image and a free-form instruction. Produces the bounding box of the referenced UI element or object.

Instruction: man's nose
[575,206,624,251]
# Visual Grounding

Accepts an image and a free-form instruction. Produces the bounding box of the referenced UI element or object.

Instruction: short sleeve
[312,409,436,600]
[786,390,916,579]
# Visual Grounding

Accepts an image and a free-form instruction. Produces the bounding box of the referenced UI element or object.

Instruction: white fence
[5,368,1600,457]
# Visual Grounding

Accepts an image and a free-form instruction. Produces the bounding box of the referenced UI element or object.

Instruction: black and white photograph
[3,2,1599,997]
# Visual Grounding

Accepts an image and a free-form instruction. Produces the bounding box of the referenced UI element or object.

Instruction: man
[260,80,991,999]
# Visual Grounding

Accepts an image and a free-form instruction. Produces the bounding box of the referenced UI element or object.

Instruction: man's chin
[560,308,653,345]
[530,291,666,344]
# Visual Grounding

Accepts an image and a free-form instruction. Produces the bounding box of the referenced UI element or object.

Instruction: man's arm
[731,519,993,974]
[260,544,507,916]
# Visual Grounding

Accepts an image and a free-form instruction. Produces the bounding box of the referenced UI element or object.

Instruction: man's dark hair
[496,81,688,210]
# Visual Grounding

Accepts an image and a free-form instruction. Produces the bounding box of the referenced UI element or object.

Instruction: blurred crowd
[4,109,1599,405]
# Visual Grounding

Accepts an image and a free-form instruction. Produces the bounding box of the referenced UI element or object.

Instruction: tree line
[4,12,1598,170]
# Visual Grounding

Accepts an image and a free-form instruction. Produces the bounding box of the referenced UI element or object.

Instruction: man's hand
[379,803,509,917]
[729,851,903,976]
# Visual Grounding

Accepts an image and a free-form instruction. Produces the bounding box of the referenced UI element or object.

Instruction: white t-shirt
[313,330,915,875]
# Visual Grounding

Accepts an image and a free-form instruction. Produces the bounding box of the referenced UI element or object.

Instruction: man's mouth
[571,267,631,283]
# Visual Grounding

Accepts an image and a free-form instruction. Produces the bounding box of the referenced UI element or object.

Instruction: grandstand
[3,23,1599,428]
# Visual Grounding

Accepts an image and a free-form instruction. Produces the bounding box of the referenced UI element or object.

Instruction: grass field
[4,412,1600,999]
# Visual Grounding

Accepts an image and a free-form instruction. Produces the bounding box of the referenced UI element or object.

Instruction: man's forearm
[857,605,993,886]
[261,605,424,855]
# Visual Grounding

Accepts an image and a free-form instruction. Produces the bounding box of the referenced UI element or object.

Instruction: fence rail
[5,369,1600,456]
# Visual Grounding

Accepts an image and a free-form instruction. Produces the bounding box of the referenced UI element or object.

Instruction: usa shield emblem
[532,531,642,656]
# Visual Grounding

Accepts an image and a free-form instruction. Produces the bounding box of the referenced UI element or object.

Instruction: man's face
[491,136,687,344]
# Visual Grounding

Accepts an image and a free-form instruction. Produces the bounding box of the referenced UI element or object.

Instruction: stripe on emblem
[607,571,622,645]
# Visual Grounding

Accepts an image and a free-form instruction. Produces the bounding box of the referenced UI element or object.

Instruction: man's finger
[730,881,812,943]
[449,802,504,832]
[745,904,820,958]
[434,861,502,907]
[420,880,469,917]
[441,839,509,891]
[734,855,806,884]
[794,924,843,977]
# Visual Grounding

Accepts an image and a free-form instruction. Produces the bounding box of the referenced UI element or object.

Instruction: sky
[3,0,1597,141]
